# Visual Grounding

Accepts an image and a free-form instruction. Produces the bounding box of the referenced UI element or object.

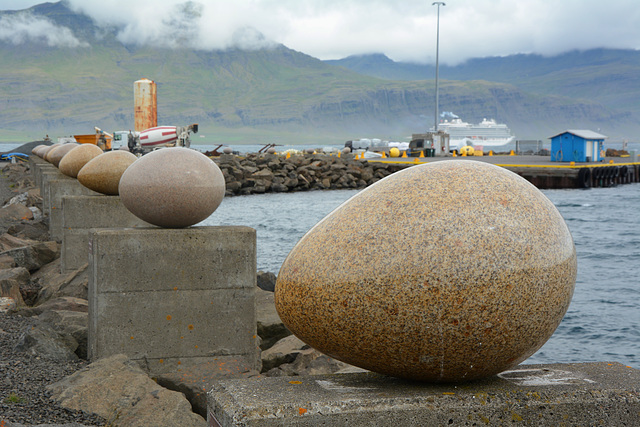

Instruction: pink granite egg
[77,151,138,195]
[59,144,104,178]
[118,147,225,228]
[275,160,576,382]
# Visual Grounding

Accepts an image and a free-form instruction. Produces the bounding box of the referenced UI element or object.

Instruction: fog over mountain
[0,2,638,143]
[2,0,638,64]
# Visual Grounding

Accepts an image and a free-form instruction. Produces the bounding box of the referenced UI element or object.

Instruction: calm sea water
[201,183,640,369]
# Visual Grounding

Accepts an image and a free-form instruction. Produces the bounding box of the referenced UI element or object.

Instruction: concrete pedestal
[48,180,99,241]
[208,362,640,426]
[88,226,259,376]
[30,157,50,187]
[40,169,67,214]
[61,195,152,272]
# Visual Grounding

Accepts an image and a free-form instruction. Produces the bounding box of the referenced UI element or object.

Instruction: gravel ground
[0,314,106,426]
[0,148,106,426]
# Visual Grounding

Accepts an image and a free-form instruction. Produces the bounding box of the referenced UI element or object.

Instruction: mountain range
[0,2,638,144]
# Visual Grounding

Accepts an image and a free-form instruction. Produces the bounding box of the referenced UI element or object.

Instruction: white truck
[112,124,198,154]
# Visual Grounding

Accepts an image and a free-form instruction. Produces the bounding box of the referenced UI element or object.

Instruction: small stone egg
[41,143,63,160]
[59,144,105,178]
[118,147,225,228]
[34,145,51,158]
[77,151,138,195]
[46,143,79,167]
[31,145,46,155]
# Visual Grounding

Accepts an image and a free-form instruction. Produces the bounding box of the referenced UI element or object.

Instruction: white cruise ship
[433,112,515,151]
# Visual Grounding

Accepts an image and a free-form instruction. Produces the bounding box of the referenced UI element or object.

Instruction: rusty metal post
[134,78,157,132]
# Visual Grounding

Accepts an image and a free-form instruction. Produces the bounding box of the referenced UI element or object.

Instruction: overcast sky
[1,0,638,64]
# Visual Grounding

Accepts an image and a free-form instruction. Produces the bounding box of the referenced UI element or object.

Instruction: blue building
[549,130,607,162]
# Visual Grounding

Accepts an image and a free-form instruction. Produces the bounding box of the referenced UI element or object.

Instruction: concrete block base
[208,362,640,426]
[41,170,69,215]
[88,226,259,376]
[48,180,99,241]
[30,157,52,187]
[61,195,151,272]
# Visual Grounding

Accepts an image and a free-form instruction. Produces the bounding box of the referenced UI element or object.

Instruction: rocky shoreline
[213,152,408,196]
[0,154,366,426]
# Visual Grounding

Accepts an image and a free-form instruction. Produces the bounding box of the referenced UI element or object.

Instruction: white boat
[433,112,515,151]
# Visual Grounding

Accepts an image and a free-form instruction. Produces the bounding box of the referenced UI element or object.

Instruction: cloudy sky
[1,0,638,64]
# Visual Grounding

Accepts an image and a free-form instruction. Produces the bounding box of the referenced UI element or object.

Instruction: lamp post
[433,2,445,132]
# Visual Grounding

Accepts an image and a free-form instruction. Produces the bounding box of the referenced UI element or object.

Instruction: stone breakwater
[214,153,407,196]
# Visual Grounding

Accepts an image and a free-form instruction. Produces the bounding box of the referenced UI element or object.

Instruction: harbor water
[201,183,640,369]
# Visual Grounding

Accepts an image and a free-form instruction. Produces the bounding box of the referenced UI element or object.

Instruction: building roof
[548,130,608,140]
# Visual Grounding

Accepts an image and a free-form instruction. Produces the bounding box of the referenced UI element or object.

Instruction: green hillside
[0,2,637,144]
[328,49,640,133]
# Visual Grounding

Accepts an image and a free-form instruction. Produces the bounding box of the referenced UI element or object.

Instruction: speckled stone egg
[34,145,51,158]
[275,160,576,382]
[77,151,138,195]
[118,147,225,228]
[31,145,46,155]
[59,144,104,178]
[47,143,79,167]
[41,143,62,160]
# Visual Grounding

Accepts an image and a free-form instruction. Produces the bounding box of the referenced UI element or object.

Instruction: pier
[368,155,640,189]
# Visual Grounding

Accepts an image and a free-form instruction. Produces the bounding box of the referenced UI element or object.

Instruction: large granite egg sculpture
[275,160,576,382]
[59,144,104,178]
[47,143,79,167]
[119,147,225,228]
[77,151,138,195]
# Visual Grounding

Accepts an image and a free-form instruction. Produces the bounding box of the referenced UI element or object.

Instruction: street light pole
[433,2,445,132]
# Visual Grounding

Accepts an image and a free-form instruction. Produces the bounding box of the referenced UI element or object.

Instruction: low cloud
[70,0,275,51]
[11,0,638,64]
[0,12,89,48]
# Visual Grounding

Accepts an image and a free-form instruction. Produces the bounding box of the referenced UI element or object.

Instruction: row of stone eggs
[32,143,225,228]
[33,143,578,383]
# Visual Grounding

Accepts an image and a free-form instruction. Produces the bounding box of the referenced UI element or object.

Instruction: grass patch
[4,392,27,404]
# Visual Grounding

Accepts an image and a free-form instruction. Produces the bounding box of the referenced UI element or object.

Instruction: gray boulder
[47,354,206,427]
[0,203,33,222]
[7,220,50,241]
[256,270,276,292]
[0,241,59,272]
[17,296,88,317]
[265,346,365,377]
[261,334,307,372]
[32,260,88,305]
[38,310,88,359]
[14,321,79,361]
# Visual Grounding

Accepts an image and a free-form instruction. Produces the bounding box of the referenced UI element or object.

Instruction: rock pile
[215,152,407,196]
